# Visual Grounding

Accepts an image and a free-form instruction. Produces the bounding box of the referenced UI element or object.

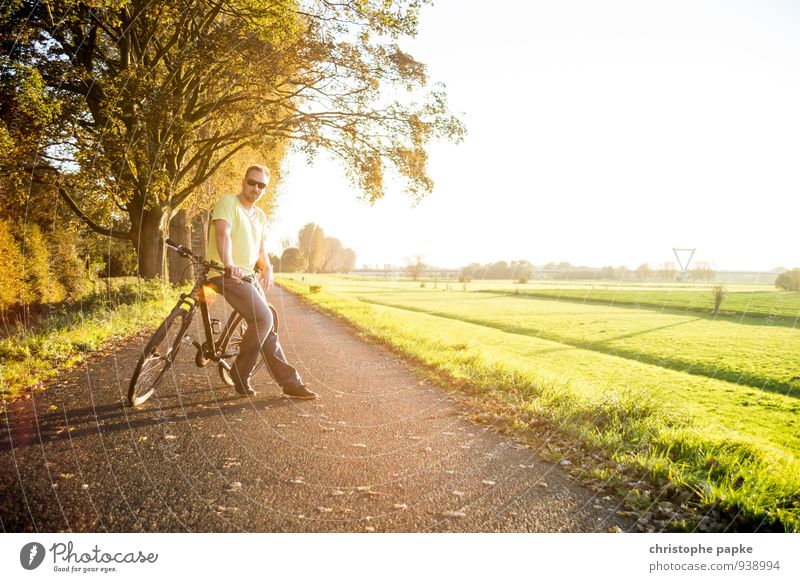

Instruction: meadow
[277,274,800,531]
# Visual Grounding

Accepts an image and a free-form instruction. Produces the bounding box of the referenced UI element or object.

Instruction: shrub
[0,219,23,315]
[15,223,65,305]
[49,225,89,298]
[309,284,322,294]
[712,285,726,314]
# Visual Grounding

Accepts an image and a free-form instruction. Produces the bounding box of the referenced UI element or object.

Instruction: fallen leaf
[393,503,408,510]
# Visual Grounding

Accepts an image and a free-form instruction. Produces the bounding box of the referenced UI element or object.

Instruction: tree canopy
[1,0,464,277]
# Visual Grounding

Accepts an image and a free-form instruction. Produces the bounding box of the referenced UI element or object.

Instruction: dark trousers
[208,276,303,389]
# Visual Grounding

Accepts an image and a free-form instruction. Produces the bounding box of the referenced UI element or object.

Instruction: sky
[268,0,800,271]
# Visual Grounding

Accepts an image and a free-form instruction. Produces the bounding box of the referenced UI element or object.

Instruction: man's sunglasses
[246,178,267,190]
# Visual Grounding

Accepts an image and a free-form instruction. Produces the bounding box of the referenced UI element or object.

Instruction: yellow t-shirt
[206,195,268,275]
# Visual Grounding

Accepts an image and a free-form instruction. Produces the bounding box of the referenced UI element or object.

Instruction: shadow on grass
[356,297,800,401]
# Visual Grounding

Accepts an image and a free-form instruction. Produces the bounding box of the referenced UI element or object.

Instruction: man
[206,164,318,399]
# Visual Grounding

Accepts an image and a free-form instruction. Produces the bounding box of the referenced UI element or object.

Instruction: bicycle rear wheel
[128,308,191,406]
[217,304,278,386]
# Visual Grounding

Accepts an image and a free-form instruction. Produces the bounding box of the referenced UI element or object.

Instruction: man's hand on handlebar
[225,264,244,282]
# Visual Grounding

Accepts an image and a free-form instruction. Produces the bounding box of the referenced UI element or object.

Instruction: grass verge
[278,276,800,532]
[0,279,183,402]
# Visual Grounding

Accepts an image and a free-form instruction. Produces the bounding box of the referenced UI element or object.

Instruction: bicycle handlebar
[164,238,254,284]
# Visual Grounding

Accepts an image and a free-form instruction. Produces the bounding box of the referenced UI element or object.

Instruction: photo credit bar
[1,533,798,581]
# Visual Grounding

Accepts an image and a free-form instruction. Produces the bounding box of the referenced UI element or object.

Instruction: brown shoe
[230,367,258,396]
[281,384,318,400]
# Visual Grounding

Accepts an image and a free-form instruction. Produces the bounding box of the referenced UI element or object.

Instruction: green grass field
[278,274,800,531]
[505,287,800,321]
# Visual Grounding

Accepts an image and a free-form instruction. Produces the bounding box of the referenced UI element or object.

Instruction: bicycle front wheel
[128,308,191,406]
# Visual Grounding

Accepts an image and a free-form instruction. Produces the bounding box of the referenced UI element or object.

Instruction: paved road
[0,286,635,532]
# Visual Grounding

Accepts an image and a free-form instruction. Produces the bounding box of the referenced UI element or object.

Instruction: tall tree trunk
[132,209,166,279]
[168,209,193,284]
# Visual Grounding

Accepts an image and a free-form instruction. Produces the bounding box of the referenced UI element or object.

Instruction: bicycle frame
[165,241,250,370]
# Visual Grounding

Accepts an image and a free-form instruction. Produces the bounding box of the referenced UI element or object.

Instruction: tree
[775,268,800,292]
[510,260,534,281]
[268,253,281,273]
[405,254,426,281]
[689,261,715,282]
[460,263,481,280]
[657,262,678,282]
[636,263,652,281]
[339,248,357,273]
[599,266,616,280]
[280,247,308,273]
[321,237,343,273]
[298,223,327,273]
[2,0,464,278]
[486,261,510,279]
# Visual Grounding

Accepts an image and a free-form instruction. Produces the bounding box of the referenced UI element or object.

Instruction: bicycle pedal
[210,319,221,334]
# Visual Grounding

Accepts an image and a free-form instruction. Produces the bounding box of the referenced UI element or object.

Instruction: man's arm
[213,219,243,281]
[255,239,274,291]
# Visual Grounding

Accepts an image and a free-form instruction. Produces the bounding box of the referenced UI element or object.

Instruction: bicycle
[127,238,278,407]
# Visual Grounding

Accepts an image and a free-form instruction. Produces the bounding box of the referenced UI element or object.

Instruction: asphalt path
[0,286,636,532]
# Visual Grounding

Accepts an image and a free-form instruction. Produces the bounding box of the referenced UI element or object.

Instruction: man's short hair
[244,164,271,178]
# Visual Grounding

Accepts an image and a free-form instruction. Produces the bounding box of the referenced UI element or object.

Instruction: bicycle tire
[128,308,191,406]
[217,304,279,386]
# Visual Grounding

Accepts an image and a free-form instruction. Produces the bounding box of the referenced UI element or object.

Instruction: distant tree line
[458,260,717,281]
[270,223,357,274]
[460,261,535,281]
